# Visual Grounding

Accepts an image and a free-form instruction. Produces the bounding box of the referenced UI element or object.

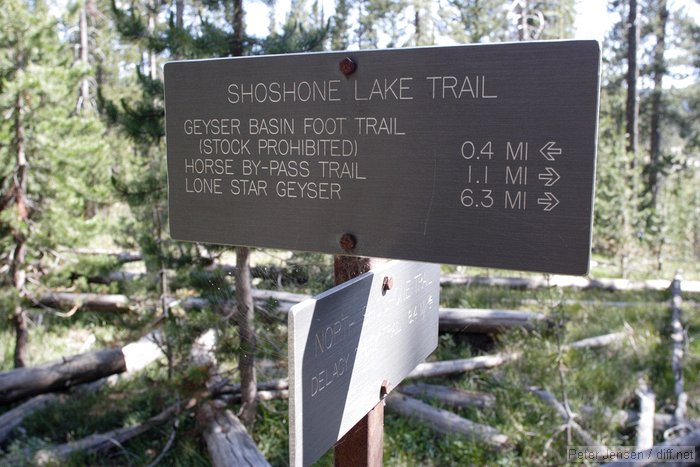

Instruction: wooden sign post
[333,253,382,467]
[288,260,441,466]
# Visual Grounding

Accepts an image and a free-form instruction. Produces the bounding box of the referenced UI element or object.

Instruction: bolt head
[339,233,357,252]
[382,276,394,291]
[339,57,357,76]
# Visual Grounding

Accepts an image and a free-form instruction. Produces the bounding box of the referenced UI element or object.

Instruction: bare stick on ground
[33,398,196,464]
[529,387,602,448]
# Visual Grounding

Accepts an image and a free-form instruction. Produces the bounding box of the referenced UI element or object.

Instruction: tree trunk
[77,4,91,112]
[386,392,508,447]
[670,276,687,422]
[175,0,184,29]
[231,0,245,57]
[235,246,257,428]
[625,0,639,164]
[12,90,29,369]
[147,1,158,80]
[647,0,668,205]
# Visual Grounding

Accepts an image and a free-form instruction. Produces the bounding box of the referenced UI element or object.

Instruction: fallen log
[32,398,195,464]
[198,401,271,467]
[214,378,289,396]
[71,248,142,263]
[407,329,629,380]
[179,289,308,315]
[38,292,131,313]
[386,392,508,448]
[0,331,164,404]
[0,349,126,405]
[407,352,521,379]
[439,308,546,333]
[579,405,700,433]
[0,394,61,445]
[87,271,141,284]
[564,331,628,350]
[440,274,700,293]
[601,428,700,466]
[399,383,495,409]
[635,380,655,451]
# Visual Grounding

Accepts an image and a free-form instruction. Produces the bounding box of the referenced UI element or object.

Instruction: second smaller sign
[288,260,441,466]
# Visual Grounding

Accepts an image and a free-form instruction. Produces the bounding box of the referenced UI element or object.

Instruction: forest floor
[1,251,699,466]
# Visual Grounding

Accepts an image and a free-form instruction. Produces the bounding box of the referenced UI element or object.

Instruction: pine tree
[437,0,510,44]
[0,0,110,366]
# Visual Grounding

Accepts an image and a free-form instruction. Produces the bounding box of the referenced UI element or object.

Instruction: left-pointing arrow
[538,167,560,186]
[537,192,559,212]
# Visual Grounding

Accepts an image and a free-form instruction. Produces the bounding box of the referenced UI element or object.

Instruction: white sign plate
[288,260,440,466]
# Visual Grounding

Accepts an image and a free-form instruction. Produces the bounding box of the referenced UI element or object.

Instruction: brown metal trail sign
[165,40,600,275]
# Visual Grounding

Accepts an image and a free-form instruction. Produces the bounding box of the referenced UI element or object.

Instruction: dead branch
[33,398,196,464]
[529,387,602,448]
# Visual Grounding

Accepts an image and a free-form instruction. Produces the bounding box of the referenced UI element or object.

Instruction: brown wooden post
[333,234,384,466]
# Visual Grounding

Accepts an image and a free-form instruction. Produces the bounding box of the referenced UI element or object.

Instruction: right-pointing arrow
[540,142,561,161]
[538,167,560,186]
[538,192,559,212]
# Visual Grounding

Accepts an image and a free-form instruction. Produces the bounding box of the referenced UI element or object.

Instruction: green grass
[2,255,699,466]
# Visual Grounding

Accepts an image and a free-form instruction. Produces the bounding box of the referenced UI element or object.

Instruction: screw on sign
[339,57,357,76]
